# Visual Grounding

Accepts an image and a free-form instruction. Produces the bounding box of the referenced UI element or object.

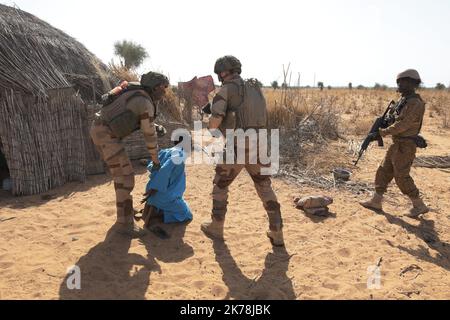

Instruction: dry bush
[265,87,450,137]
[350,116,373,135]
[265,88,341,140]
[264,88,343,175]
[159,87,183,122]
[264,86,450,186]
[424,91,450,128]
[107,61,139,82]
[441,109,450,129]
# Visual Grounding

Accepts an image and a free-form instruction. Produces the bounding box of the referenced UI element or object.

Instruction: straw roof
[0,3,114,100]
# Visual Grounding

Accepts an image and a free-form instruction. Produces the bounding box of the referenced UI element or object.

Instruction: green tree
[271,81,279,90]
[114,40,149,69]
[435,83,446,90]
[349,82,353,90]
[318,82,324,91]
[374,83,388,90]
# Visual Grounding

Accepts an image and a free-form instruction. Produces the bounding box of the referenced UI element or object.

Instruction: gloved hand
[141,189,158,204]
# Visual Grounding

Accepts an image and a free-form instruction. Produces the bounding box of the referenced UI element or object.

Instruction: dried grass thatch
[0,4,116,195]
[0,4,115,100]
[0,89,87,195]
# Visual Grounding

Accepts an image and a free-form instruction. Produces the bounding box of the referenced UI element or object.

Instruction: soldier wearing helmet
[90,71,170,237]
[201,55,285,247]
[361,69,429,217]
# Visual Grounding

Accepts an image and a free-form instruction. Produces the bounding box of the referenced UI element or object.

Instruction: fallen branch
[0,217,16,222]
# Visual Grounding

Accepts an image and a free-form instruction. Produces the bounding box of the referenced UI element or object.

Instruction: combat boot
[360,193,383,212]
[112,221,147,238]
[201,217,225,240]
[407,197,430,218]
[267,228,285,247]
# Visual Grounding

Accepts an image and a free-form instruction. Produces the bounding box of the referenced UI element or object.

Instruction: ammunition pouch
[413,135,428,149]
[401,135,428,149]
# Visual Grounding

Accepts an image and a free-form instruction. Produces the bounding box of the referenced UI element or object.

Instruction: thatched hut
[0,4,187,196]
[0,4,115,196]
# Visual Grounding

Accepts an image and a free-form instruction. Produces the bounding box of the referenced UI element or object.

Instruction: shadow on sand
[59,221,193,300]
[211,239,296,300]
[381,210,450,272]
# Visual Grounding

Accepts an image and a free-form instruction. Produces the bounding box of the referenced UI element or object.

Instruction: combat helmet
[397,69,421,82]
[214,55,242,75]
[141,71,170,90]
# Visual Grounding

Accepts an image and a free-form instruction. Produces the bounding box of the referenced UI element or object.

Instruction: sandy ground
[0,127,449,300]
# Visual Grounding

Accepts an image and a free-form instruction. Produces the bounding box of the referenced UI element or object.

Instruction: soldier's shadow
[140,221,195,264]
[212,239,296,300]
[381,211,450,271]
[59,222,194,300]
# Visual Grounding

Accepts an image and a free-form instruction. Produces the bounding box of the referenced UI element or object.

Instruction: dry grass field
[265,88,450,175]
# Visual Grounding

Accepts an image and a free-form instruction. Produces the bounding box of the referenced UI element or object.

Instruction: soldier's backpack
[98,81,157,138]
[232,78,268,130]
[101,81,146,106]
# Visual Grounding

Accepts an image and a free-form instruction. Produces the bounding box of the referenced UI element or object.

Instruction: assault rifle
[354,100,398,166]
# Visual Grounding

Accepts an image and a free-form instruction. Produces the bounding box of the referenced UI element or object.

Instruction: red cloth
[178,76,215,107]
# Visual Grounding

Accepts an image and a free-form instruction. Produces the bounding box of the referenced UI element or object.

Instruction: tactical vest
[222,78,268,132]
[389,93,427,147]
[99,90,153,139]
[391,94,424,128]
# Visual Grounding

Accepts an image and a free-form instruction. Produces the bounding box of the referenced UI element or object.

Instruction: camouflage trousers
[90,123,135,224]
[212,157,283,232]
[375,139,420,199]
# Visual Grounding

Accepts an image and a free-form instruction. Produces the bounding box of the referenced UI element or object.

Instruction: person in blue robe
[142,138,192,225]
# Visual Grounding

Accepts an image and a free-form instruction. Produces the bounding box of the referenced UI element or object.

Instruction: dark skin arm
[141,189,158,204]
[208,115,223,130]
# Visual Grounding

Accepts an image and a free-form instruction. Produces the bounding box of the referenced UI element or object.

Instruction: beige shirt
[381,94,425,138]
[211,76,244,118]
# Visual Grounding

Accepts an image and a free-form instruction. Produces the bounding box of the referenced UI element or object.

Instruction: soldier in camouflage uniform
[90,72,169,237]
[200,56,285,247]
[360,69,429,218]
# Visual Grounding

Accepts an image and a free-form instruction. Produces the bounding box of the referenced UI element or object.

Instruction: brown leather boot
[112,221,147,238]
[360,193,383,211]
[267,228,285,247]
[201,217,225,240]
[407,197,430,218]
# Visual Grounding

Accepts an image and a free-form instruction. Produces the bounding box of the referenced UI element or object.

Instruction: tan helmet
[214,55,242,75]
[397,69,421,82]
[141,72,170,90]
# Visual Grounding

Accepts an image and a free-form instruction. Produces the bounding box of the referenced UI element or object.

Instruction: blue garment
[146,146,192,224]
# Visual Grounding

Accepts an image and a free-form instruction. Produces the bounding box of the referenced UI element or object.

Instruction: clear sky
[2,0,450,87]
